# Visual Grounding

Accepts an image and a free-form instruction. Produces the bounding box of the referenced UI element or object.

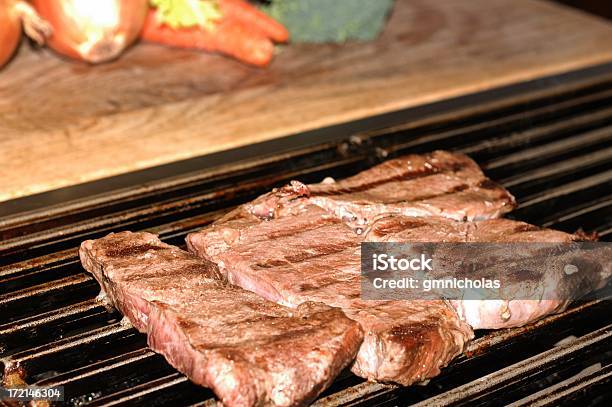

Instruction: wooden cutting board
[1,0,612,203]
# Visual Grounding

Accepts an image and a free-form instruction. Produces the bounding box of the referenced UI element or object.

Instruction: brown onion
[32,0,149,63]
[0,0,49,68]
[0,1,21,67]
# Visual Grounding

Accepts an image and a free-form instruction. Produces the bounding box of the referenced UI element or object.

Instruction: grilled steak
[233,151,515,231]
[309,150,515,227]
[187,206,473,385]
[367,215,612,329]
[80,232,363,407]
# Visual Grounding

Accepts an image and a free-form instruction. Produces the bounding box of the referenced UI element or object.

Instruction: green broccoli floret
[261,0,395,44]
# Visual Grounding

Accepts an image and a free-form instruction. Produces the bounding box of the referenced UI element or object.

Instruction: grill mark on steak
[104,243,163,257]
[312,166,437,196]
[389,323,436,338]
[381,183,471,204]
[253,259,290,269]
[262,219,336,239]
[478,178,503,190]
[252,235,359,268]
[119,261,227,285]
[510,223,541,233]
[297,279,348,293]
[80,232,364,407]
[366,216,433,236]
[283,241,358,263]
[312,155,464,197]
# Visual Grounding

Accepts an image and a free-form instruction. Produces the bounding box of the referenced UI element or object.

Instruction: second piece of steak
[80,232,363,407]
[221,151,515,232]
[187,206,473,385]
[308,150,516,228]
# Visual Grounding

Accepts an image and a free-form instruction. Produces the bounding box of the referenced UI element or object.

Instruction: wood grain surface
[1,0,612,202]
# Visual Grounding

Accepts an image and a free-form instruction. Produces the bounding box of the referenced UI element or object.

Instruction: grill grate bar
[516,169,612,209]
[0,210,233,285]
[87,374,190,407]
[0,191,236,252]
[0,200,221,264]
[481,122,612,172]
[0,248,77,281]
[540,197,612,230]
[151,210,230,242]
[37,349,185,406]
[0,298,110,356]
[410,324,612,407]
[0,274,92,306]
[313,382,395,407]
[1,322,132,369]
[372,88,612,159]
[36,348,156,387]
[371,80,612,142]
[507,363,611,407]
[0,275,99,325]
[460,105,612,160]
[0,261,83,297]
[500,146,612,189]
[597,226,612,239]
[0,214,231,302]
[0,299,102,337]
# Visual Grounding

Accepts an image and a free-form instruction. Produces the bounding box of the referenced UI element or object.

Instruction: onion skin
[32,0,149,63]
[0,0,22,68]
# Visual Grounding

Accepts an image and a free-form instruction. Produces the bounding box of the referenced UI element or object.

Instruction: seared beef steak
[187,206,473,385]
[308,150,515,227]
[80,232,363,407]
[367,216,611,329]
[227,151,514,232]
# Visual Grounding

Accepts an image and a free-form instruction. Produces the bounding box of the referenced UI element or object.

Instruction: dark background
[554,0,612,19]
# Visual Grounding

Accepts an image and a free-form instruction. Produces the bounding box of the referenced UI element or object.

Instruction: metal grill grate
[1,66,611,406]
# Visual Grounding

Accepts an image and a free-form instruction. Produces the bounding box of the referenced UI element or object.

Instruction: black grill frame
[1,63,612,406]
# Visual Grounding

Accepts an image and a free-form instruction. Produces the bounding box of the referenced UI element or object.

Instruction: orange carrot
[219,0,289,43]
[141,9,275,67]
